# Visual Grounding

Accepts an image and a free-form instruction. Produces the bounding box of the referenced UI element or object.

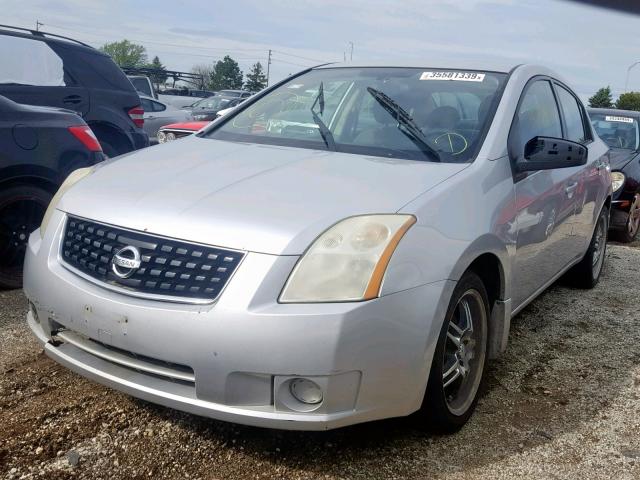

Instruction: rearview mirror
[516,137,587,173]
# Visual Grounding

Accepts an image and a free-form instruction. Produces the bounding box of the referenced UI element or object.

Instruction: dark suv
[0,95,104,288]
[0,25,148,157]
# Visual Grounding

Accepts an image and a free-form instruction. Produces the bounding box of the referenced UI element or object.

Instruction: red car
[157,121,209,143]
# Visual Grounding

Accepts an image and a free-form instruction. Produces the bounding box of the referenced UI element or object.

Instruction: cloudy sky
[1,0,639,100]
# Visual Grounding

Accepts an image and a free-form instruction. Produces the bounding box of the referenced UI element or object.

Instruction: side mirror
[516,136,587,173]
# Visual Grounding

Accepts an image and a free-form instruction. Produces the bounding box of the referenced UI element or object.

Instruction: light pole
[625,61,640,92]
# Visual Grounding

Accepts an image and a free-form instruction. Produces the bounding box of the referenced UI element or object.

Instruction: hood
[608,148,638,171]
[59,137,468,255]
[161,121,209,131]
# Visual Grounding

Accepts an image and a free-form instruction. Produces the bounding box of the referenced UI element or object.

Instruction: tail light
[68,126,102,152]
[128,106,144,127]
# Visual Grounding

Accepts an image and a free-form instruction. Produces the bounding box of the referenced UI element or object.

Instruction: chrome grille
[61,216,244,302]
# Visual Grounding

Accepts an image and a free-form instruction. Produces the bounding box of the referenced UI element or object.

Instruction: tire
[0,185,52,289]
[615,195,640,243]
[565,206,609,289]
[99,140,119,159]
[420,271,489,433]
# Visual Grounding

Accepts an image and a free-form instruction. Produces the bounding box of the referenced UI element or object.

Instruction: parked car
[217,89,252,98]
[189,95,247,121]
[0,25,148,157]
[589,108,640,242]
[139,95,191,144]
[0,95,103,288]
[24,64,611,432]
[157,89,217,109]
[157,121,208,143]
[156,107,237,143]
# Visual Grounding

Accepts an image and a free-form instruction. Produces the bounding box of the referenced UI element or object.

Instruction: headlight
[279,214,416,303]
[40,167,95,238]
[611,171,625,192]
[157,131,167,143]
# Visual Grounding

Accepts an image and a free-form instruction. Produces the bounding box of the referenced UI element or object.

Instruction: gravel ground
[1,243,639,480]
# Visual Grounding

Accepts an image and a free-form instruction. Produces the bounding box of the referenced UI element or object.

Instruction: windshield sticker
[605,115,634,123]
[420,71,485,82]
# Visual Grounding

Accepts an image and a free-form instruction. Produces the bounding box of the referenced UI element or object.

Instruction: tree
[145,56,167,89]
[244,62,267,92]
[588,86,613,108]
[209,56,244,90]
[100,40,147,68]
[191,64,215,89]
[616,91,640,111]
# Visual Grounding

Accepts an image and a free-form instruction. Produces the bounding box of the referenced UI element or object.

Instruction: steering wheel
[425,131,469,155]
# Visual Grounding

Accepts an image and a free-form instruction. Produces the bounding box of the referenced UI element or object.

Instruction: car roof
[587,107,640,117]
[0,25,105,57]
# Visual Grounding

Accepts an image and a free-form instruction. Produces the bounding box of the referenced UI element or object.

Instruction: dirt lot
[1,243,639,480]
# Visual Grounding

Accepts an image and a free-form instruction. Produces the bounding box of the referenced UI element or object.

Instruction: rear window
[130,77,153,97]
[0,35,65,86]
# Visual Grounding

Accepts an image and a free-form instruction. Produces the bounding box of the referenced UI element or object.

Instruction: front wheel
[0,185,52,289]
[616,195,640,243]
[421,271,489,433]
[565,206,609,289]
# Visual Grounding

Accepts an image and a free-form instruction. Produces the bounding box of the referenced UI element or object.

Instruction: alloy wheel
[591,215,607,277]
[442,289,487,416]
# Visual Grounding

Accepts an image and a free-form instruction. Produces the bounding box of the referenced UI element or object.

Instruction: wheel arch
[449,236,512,359]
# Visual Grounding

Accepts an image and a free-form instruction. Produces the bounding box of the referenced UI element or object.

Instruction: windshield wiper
[366,87,441,162]
[310,81,336,151]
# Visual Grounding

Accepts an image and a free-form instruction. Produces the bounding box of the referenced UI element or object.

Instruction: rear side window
[152,100,166,112]
[556,85,587,143]
[513,80,562,148]
[0,35,65,86]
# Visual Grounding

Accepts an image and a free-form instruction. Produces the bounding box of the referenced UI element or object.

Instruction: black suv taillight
[128,106,144,127]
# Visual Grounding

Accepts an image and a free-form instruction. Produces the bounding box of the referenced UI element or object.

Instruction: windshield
[204,67,507,162]
[192,96,230,110]
[590,113,639,150]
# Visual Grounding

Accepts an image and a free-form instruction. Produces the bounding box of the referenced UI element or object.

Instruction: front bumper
[24,211,453,430]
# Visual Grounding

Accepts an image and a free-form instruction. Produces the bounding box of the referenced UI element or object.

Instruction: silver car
[139,95,191,144]
[24,64,611,432]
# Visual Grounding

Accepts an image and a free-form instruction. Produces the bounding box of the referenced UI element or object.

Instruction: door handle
[63,95,82,105]
[565,182,578,197]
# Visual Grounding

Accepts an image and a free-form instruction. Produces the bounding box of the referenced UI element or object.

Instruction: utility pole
[349,41,354,62]
[266,49,272,87]
[625,61,640,93]
[35,20,43,31]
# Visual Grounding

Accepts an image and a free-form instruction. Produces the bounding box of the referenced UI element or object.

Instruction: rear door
[554,83,608,247]
[510,79,581,308]
[0,34,89,116]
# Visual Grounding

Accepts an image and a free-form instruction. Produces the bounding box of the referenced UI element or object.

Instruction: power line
[43,22,334,64]
[271,50,328,63]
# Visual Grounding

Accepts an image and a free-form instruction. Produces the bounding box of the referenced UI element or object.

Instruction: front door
[511,79,580,308]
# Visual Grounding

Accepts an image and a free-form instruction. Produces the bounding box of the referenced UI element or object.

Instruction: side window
[0,36,66,86]
[140,98,153,112]
[152,100,166,112]
[513,80,562,150]
[556,85,587,143]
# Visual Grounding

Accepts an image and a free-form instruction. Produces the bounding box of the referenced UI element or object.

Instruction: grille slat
[61,216,244,302]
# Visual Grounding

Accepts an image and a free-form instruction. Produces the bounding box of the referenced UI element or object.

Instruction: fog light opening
[289,378,323,405]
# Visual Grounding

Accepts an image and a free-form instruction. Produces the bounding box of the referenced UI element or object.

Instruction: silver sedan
[25,63,611,432]
[139,95,192,144]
